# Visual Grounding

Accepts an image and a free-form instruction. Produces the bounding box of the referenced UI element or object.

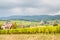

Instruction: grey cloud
[0,0,60,17]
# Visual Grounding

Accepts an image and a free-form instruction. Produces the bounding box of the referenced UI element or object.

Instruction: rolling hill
[0,15,60,21]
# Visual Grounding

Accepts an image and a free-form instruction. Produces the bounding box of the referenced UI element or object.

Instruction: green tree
[11,22,17,29]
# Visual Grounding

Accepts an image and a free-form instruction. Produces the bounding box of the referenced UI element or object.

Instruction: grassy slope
[0,20,38,25]
[0,34,60,40]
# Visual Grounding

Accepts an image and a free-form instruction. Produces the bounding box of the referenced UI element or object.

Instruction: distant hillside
[0,15,60,21]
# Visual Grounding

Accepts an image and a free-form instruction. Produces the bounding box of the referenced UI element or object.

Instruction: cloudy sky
[0,0,60,17]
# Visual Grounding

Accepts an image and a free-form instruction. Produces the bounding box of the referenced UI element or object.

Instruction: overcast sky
[0,0,60,17]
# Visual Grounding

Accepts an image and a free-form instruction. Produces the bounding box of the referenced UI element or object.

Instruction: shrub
[53,23,58,26]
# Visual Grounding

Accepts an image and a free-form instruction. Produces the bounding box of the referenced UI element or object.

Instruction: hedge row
[0,26,60,34]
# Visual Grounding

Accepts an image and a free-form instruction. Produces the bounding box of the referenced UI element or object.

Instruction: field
[0,34,60,40]
[0,20,38,26]
[0,20,60,40]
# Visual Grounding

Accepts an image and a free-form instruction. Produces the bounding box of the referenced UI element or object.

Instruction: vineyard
[0,26,60,34]
[0,20,60,34]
